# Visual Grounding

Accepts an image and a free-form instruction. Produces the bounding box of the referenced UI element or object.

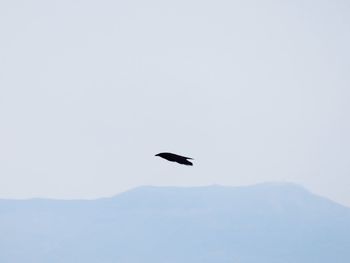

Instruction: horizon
[2,181,349,209]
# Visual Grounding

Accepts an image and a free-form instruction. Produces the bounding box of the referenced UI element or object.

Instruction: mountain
[0,183,349,263]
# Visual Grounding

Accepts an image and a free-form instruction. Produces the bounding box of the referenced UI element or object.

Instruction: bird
[155,152,193,166]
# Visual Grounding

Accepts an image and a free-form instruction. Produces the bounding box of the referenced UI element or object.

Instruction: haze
[0,0,349,205]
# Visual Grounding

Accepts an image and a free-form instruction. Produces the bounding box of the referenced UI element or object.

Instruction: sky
[0,0,349,205]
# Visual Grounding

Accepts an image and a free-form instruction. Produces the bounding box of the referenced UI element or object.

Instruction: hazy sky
[0,0,349,205]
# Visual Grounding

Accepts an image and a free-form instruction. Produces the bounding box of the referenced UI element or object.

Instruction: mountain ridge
[1,182,349,263]
[1,182,347,211]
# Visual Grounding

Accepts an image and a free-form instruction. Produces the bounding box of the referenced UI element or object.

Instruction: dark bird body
[155,152,193,166]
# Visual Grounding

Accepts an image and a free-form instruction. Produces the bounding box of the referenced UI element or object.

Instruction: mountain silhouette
[0,183,349,263]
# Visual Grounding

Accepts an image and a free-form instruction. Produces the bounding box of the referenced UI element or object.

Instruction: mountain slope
[0,183,349,263]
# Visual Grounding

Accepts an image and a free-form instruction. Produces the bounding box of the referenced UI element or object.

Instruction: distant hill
[1,183,349,263]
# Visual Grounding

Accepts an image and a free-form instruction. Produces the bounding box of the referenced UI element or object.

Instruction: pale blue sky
[0,0,349,205]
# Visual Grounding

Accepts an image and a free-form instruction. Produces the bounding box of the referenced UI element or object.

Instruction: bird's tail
[183,160,193,166]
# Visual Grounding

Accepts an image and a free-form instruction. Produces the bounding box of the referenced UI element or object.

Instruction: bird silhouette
[155,152,193,166]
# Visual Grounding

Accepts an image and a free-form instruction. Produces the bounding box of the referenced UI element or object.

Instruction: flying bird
[155,152,193,166]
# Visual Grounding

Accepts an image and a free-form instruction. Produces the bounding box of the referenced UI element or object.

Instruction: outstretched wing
[170,153,193,160]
